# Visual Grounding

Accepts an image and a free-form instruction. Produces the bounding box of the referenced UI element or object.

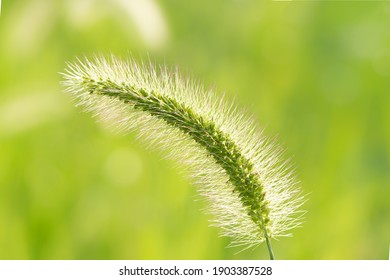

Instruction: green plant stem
[264,231,275,260]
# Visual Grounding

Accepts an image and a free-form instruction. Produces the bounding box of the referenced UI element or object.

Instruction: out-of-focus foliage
[0,0,389,259]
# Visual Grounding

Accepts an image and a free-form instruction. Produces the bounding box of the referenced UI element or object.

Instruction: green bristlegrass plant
[61,55,305,260]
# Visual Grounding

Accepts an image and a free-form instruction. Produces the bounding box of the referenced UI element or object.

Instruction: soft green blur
[0,0,389,260]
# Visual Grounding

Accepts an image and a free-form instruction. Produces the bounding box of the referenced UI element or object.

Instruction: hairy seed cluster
[62,55,304,254]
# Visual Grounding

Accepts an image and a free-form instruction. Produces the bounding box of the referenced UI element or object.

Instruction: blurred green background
[0,0,389,260]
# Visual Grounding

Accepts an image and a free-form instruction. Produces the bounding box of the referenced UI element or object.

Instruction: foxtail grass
[61,55,305,259]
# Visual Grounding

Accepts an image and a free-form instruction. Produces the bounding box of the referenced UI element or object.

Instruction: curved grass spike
[61,55,304,259]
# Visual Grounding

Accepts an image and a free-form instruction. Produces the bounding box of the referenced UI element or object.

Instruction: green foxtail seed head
[61,55,305,258]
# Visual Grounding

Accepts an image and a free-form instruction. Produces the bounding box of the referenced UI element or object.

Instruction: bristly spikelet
[61,54,305,258]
